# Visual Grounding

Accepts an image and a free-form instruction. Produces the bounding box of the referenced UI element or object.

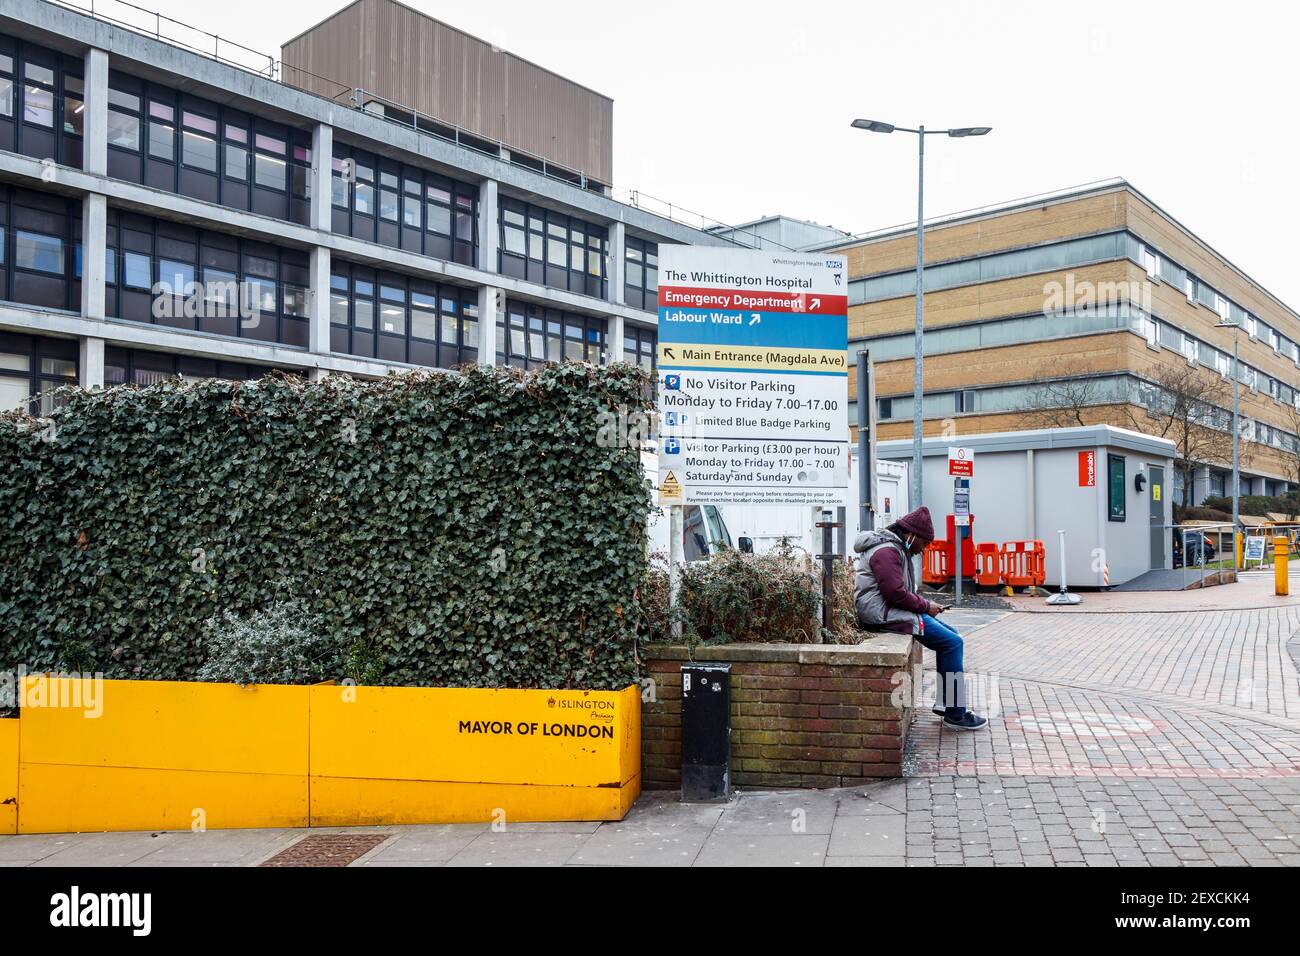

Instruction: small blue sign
[663,438,681,455]
[664,374,681,390]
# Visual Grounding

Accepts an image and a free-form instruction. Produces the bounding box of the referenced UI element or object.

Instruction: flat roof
[877,424,1176,459]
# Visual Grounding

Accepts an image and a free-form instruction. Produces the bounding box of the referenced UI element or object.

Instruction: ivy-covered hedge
[0,364,651,689]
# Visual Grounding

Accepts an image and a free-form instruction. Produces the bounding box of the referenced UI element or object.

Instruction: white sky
[142,0,1299,305]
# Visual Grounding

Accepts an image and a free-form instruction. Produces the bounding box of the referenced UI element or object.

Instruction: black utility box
[680,662,731,802]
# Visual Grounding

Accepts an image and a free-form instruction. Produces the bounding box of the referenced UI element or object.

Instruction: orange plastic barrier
[1000,541,1046,588]
[922,540,950,585]
[974,542,1001,586]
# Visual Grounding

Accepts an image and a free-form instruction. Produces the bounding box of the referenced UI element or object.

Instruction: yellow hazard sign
[660,470,684,504]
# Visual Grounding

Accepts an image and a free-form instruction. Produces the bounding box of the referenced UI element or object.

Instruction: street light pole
[1216,321,1242,568]
[1232,334,1241,566]
[912,127,925,512]
[849,120,991,512]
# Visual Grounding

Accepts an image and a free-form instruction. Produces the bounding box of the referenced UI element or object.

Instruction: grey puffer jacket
[853,528,926,635]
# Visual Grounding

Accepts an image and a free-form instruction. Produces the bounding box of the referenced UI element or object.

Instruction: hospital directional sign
[656,246,849,506]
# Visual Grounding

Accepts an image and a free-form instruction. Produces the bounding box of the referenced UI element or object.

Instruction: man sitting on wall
[853,506,988,732]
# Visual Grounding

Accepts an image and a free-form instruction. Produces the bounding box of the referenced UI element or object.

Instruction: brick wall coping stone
[641,632,912,668]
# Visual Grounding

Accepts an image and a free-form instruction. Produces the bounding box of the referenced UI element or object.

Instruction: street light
[1216,320,1243,568]
[849,120,992,512]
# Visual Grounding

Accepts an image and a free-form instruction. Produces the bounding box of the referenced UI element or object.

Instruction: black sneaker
[943,711,989,731]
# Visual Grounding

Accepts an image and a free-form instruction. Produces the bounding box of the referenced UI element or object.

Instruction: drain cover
[260,834,388,867]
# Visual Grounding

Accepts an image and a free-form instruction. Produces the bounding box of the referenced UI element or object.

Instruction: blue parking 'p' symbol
[664,438,681,455]
[664,374,681,390]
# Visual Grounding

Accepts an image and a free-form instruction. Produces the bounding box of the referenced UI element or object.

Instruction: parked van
[642,451,733,561]
[718,456,908,558]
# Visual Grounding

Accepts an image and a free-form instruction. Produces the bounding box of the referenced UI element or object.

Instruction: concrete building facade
[0,0,729,417]
[828,181,1300,507]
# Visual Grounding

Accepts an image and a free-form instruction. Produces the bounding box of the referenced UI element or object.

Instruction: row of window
[1132,236,1300,369]
[853,227,1300,383]
[495,300,608,369]
[0,36,84,169]
[329,262,480,368]
[498,198,607,298]
[104,347,290,389]
[0,185,84,312]
[849,232,1129,304]
[877,371,1300,457]
[104,209,311,347]
[106,71,312,226]
[853,301,1300,411]
[0,332,294,415]
[0,331,76,414]
[624,236,660,312]
[330,143,477,267]
[0,32,689,312]
[0,184,659,376]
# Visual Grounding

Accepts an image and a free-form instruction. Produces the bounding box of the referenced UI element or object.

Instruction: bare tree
[1020,377,1112,429]
[1276,402,1300,519]
[1124,363,1248,507]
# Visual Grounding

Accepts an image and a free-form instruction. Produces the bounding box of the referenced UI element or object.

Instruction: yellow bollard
[1236,531,1243,570]
[1275,535,1289,596]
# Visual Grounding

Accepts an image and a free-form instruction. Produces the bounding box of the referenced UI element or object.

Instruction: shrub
[1203,494,1297,518]
[638,542,853,645]
[0,364,650,690]
[1173,503,1231,523]
[197,602,340,686]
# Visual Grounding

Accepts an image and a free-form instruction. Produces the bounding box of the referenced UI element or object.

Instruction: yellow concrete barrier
[10,677,640,833]
[0,718,17,835]
[309,684,640,826]
[18,676,310,834]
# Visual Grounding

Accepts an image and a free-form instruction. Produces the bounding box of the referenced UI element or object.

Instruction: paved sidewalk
[1,776,1295,867]
[2,593,1298,866]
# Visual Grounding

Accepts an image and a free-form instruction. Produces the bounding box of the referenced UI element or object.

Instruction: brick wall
[641,635,919,790]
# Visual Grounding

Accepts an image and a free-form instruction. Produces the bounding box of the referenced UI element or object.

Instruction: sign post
[953,476,970,605]
[948,448,973,606]
[655,247,850,637]
[656,247,850,507]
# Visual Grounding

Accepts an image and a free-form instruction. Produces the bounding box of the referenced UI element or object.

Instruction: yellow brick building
[821,180,1300,505]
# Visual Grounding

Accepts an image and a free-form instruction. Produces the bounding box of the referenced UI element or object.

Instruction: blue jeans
[917,614,966,713]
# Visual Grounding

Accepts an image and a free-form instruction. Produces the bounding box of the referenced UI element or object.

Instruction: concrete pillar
[608,221,626,305]
[1191,465,1211,506]
[606,221,627,364]
[81,48,108,176]
[607,314,625,365]
[80,193,106,320]
[308,246,331,356]
[310,123,333,233]
[79,336,104,389]
[477,178,498,273]
[477,285,500,366]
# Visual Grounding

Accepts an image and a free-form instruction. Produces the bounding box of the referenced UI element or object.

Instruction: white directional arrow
[811,297,822,310]
[748,313,761,326]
